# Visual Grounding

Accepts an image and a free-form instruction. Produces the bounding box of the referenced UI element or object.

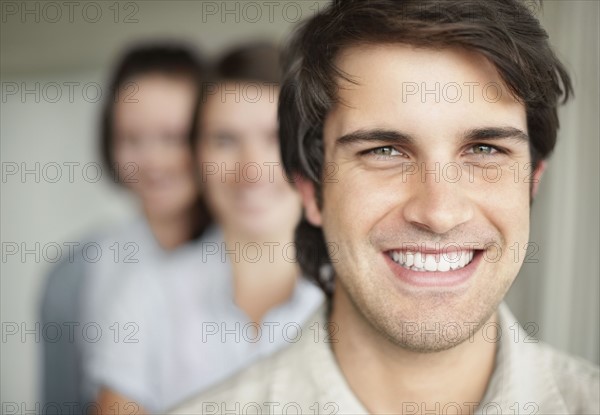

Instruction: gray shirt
[83,225,324,413]
[171,302,600,414]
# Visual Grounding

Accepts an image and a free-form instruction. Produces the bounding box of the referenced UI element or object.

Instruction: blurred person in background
[40,43,208,412]
[88,43,324,414]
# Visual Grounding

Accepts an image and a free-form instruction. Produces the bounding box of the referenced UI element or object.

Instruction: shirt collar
[268,302,570,414]
[268,303,369,414]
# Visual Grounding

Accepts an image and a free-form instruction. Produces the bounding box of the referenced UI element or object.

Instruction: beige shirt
[171,303,599,414]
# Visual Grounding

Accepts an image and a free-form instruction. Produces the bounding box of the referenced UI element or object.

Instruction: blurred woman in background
[88,43,323,414]
[101,45,209,250]
[40,43,208,412]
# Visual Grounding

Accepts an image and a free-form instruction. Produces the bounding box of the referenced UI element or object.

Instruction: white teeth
[405,252,414,267]
[450,259,460,270]
[424,255,437,272]
[390,250,475,272]
[438,257,451,272]
[414,252,425,269]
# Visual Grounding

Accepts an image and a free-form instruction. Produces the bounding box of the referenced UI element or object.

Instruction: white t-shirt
[78,216,174,404]
[82,224,325,413]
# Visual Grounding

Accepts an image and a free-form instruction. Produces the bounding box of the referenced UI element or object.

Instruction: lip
[383,249,484,289]
[233,185,281,208]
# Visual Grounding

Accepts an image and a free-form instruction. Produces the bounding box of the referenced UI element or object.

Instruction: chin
[143,196,189,218]
[235,221,276,239]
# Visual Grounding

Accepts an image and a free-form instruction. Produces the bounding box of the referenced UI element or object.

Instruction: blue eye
[370,146,404,157]
[471,144,497,155]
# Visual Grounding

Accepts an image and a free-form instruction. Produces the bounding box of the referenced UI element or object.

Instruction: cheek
[271,162,292,186]
[198,163,231,211]
[112,149,140,187]
[476,171,532,250]
[321,168,397,244]
[198,149,222,186]
[178,153,196,181]
[113,145,137,167]
[199,149,239,184]
[202,172,227,202]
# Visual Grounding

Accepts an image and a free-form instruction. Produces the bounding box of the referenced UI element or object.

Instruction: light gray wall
[1,0,598,410]
[505,0,600,366]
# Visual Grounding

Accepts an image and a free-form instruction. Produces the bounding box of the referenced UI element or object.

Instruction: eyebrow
[336,129,414,147]
[462,127,530,144]
[335,126,529,147]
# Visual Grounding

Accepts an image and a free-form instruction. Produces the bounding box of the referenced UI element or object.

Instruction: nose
[139,136,171,174]
[239,140,279,186]
[402,163,474,235]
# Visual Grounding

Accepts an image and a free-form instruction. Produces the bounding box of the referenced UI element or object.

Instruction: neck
[225,228,300,324]
[145,206,197,251]
[329,286,497,414]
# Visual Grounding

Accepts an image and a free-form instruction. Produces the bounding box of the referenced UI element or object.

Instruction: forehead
[324,44,527,144]
[114,74,195,124]
[122,74,194,103]
[201,82,278,126]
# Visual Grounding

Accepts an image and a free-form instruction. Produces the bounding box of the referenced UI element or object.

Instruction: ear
[295,175,323,227]
[531,160,547,198]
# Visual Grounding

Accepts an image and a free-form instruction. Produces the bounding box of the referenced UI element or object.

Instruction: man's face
[306,45,535,351]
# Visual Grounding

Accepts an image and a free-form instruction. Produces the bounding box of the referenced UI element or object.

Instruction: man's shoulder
[537,341,599,413]
[498,304,599,413]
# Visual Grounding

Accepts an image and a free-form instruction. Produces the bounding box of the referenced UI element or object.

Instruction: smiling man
[172,1,599,414]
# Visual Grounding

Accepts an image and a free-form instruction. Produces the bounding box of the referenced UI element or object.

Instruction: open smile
[384,248,485,288]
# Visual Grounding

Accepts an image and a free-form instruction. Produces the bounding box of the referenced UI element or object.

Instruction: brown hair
[189,42,281,147]
[278,0,573,296]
